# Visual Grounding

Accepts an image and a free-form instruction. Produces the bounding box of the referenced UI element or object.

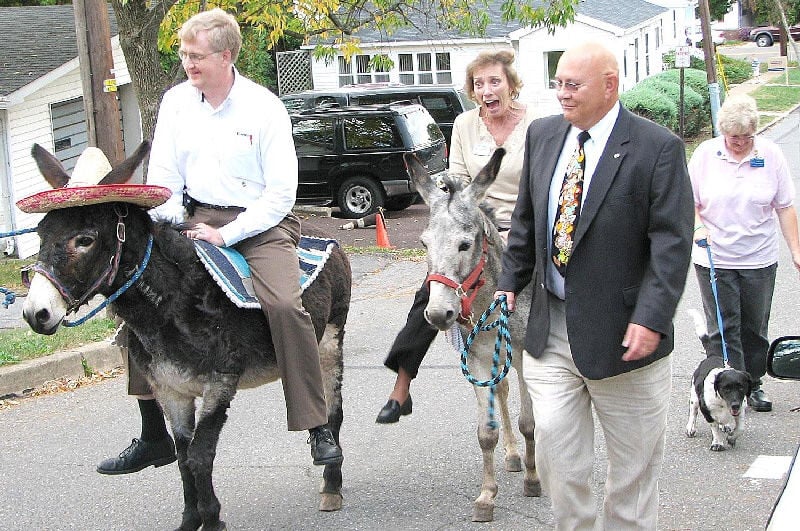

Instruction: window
[436,53,452,84]
[419,95,455,123]
[398,52,451,85]
[545,51,564,88]
[634,38,640,83]
[293,118,336,156]
[50,97,88,172]
[399,54,414,84]
[645,33,650,76]
[341,53,391,85]
[338,56,353,87]
[355,55,372,84]
[343,117,401,149]
[417,53,433,84]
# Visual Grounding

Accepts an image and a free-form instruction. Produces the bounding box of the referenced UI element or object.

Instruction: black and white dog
[686,310,753,451]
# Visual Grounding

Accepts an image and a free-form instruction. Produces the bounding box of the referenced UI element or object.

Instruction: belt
[185,195,245,212]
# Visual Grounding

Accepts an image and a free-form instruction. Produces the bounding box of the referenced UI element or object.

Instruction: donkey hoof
[319,493,343,512]
[472,501,495,522]
[524,478,542,497]
[505,455,522,472]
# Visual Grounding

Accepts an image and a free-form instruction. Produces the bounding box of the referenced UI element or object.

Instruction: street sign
[675,46,691,68]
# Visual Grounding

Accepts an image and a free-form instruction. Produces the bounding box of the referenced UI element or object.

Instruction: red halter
[425,237,488,324]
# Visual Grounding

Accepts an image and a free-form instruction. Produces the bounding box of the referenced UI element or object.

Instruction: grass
[343,245,426,259]
[0,258,32,293]
[1,255,117,367]
[0,317,117,367]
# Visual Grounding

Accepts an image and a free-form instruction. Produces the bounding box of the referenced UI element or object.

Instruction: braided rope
[1,287,16,309]
[460,294,513,429]
[0,227,36,238]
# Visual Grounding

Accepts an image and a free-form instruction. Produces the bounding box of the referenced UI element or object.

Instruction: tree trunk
[111,0,176,181]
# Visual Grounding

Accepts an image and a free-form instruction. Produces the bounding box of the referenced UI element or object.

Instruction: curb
[0,340,122,398]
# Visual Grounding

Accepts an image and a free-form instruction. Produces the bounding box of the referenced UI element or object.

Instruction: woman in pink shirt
[690,94,800,412]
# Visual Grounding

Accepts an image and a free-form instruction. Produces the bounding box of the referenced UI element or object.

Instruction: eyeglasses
[727,134,755,141]
[178,50,221,63]
[549,79,585,92]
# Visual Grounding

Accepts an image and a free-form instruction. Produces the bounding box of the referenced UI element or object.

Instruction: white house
[0,5,140,259]
[300,0,695,115]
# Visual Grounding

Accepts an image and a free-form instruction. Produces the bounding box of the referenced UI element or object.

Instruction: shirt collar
[197,66,240,107]
[713,134,758,162]
[569,101,620,148]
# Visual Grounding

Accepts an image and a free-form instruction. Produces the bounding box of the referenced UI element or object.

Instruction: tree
[707,0,735,21]
[111,0,580,180]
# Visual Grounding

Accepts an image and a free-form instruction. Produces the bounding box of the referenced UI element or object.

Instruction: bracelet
[694,225,705,232]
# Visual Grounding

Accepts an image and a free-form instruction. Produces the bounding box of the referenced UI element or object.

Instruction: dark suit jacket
[497,106,693,380]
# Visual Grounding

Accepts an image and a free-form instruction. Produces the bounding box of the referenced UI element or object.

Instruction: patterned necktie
[552,130,590,276]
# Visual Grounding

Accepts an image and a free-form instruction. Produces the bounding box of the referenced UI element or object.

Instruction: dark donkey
[408,148,540,522]
[21,142,351,530]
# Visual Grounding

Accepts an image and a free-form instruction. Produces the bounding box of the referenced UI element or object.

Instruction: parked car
[685,22,725,47]
[765,336,800,529]
[291,102,447,218]
[281,83,476,149]
[749,24,800,47]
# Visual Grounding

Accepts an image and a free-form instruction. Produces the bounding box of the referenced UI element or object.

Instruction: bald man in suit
[496,42,693,529]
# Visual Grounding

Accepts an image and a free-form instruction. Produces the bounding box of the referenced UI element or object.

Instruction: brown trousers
[126,208,328,431]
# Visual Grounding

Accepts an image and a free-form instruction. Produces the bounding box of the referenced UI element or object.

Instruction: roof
[0,5,118,97]
[330,0,668,44]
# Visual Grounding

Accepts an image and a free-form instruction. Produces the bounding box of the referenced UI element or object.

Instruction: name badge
[472,142,493,157]
[750,156,764,167]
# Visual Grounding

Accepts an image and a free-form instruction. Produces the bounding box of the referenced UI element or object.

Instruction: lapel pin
[613,153,621,158]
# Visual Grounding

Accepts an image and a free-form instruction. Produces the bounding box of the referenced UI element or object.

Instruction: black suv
[291,102,447,218]
[281,84,475,149]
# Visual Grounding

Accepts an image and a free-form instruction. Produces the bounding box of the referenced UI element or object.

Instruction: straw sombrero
[16,142,172,214]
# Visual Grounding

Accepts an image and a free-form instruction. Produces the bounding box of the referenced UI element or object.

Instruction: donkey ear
[98,141,151,185]
[467,148,505,202]
[31,143,71,189]
[403,152,442,206]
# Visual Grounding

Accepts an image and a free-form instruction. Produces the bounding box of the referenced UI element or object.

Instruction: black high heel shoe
[375,395,413,424]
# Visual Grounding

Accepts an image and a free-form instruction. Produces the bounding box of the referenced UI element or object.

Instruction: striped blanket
[193,236,338,309]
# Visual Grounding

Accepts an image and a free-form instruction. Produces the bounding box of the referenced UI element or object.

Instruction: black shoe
[308,426,343,466]
[96,437,177,475]
[375,395,413,424]
[748,389,773,412]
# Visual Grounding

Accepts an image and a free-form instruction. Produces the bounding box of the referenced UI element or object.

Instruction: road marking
[743,455,793,479]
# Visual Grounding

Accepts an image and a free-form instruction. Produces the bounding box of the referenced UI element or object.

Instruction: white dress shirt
[547,102,620,299]
[148,68,298,245]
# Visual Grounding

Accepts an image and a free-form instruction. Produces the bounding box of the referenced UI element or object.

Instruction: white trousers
[524,296,672,531]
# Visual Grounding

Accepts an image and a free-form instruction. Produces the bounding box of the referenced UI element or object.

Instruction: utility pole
[698,0,721,137]
[73,0,124,164]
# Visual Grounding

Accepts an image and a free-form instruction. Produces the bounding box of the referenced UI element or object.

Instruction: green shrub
[718,55,752,85]
[658,68,711,112]
[637,76,707,136]
[620,87,678,132]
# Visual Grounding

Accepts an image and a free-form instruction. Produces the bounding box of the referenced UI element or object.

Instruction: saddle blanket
[193,236,338,309]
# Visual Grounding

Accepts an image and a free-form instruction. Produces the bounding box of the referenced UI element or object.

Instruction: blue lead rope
[460,294,513,429]
[63,235,154,327]
[697,238,730,366]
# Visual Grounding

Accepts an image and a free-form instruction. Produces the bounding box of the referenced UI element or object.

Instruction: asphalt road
[1,111,799,530]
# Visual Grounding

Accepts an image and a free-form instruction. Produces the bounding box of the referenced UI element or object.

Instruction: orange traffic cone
[376,208,393,248]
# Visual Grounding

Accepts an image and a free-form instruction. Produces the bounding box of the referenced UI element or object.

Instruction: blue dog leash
[696,238,730,367]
